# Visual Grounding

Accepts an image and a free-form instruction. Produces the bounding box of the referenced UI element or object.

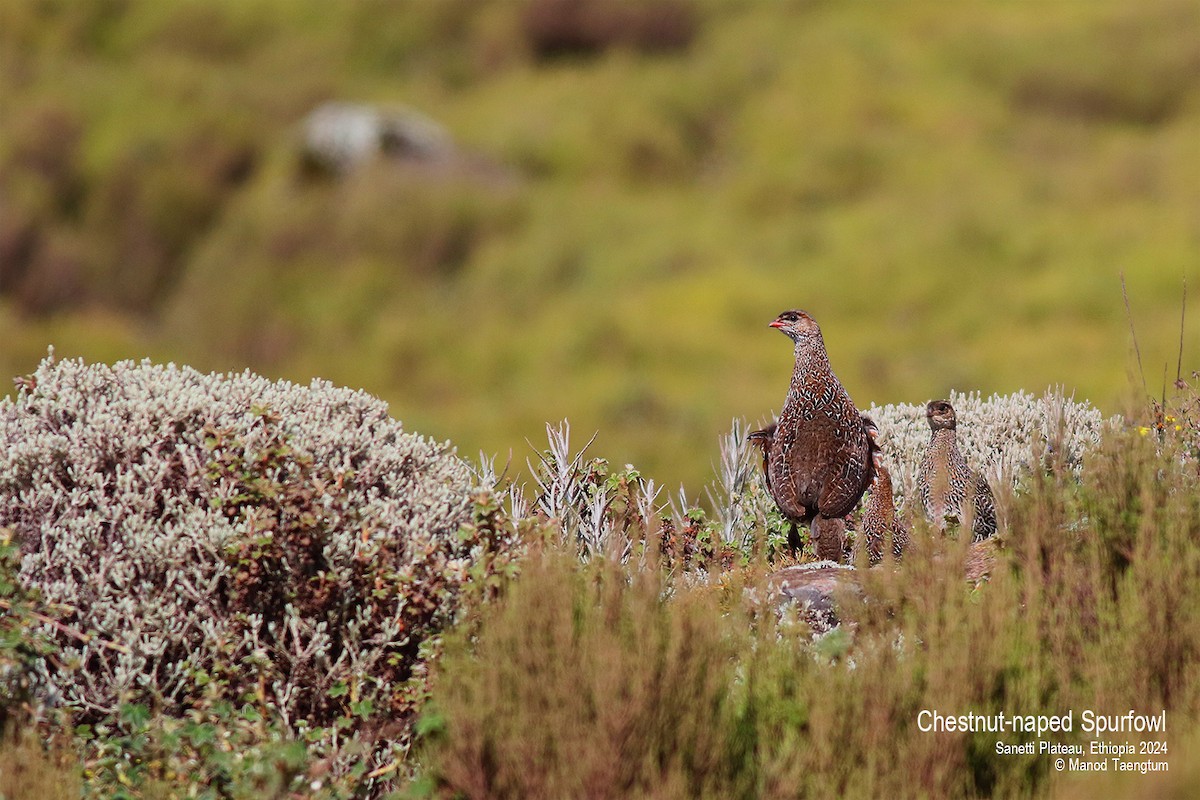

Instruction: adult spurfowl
[916,399,997,539]
[764,309,877,562]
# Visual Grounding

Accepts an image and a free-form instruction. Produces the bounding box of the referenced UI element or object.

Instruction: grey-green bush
[0,354,515,775]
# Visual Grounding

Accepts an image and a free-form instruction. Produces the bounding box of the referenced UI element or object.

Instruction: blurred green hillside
[2,0,1198,491]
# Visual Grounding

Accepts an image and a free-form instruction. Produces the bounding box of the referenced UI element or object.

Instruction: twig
[1162,364,1168,420]
[0,597,131,654]
[366,760,399,779]
[1120,272,1149,399]
[1177,277,1188,388]
[493,449,513,488]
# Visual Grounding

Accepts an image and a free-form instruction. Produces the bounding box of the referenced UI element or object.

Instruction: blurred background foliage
[1,0,1198,491]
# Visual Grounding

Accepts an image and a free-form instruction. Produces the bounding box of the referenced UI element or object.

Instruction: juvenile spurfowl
[916,399,997,539]
[858,461,909,564]
[747,423,777,496]
[762,310,878,563]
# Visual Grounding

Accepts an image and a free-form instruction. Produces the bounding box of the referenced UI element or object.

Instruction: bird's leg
[787,521,803,557]
[866,527,882,565]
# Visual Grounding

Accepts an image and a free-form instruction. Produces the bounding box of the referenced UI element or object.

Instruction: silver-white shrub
[0,355,487,745]
[866,389,1109,508]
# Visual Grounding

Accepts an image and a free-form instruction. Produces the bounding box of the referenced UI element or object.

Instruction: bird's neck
[929,428,958,456]
[871,476,895,522]
[790,337,831,384]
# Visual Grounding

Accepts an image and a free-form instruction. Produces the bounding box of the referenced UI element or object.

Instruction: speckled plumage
[858,462,909,564]
[750,420,855,561]
[916,399,997,539]
[761,310,877,561]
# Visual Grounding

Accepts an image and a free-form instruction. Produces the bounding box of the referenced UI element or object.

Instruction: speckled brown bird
[762,309,878,562]
[916,399,997,539]
[858,461,909,565]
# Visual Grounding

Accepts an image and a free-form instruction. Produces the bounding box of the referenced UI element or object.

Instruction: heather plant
[1,363,1197,798]
[0,354,524,792]
[416,424,1200,800]
[416,548,754,799]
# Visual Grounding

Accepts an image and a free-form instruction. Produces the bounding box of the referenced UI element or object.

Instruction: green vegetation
[2,0,1197,490]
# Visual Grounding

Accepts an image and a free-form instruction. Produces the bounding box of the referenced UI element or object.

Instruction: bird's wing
[817,410,876,519]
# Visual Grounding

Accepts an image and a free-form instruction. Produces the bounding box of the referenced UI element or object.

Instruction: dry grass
[421,548,749,798]
[0,726,79,800]
[418,425,1200,799]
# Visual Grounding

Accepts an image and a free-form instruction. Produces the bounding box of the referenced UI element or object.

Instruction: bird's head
[871,462,894,497]
[926,399,957,431]
[746,423,777,452]
[769,309,822,344]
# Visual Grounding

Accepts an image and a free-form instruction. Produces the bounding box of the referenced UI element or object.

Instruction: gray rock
[769,561,860,633]
[301,102,455,174]
[769,538,1001,634]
